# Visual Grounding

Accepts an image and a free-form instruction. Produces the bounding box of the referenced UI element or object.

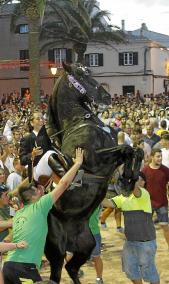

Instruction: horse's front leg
[45,212,66,283]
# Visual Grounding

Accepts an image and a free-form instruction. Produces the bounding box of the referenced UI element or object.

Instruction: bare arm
[0,241,28,252]
[0,145,8,163]
[50,148,84,203]
[0,219,12,229]
[0,219,12,233]
[102,198,116,208]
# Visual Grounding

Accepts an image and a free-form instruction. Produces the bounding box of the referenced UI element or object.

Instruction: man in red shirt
[142,148,169,248]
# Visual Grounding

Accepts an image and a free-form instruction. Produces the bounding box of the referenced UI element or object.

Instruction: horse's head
[62,62,111,106]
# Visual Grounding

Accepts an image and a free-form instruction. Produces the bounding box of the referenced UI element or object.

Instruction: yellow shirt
[112,188,152,213]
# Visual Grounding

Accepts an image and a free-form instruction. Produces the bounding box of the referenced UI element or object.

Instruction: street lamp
[50,67,57,85]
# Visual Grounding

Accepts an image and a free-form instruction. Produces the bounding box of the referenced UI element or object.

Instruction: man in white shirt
[6,157,24,216]
[4,142,15,174]
[161,134,169,168]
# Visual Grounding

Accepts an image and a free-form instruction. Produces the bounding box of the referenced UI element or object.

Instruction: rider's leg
[33,150,70,182]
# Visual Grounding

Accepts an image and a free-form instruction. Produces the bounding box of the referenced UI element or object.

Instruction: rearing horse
[45,63,143,284]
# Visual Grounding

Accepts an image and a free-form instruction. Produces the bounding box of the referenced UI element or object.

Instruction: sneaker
[96,277,104,284]
[116,227,124,234]
[101,222,107,229]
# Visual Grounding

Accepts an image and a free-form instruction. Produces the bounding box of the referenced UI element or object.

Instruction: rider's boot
[48,150,70,179]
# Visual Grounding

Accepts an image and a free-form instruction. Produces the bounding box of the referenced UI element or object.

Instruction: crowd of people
[0,90,169,283]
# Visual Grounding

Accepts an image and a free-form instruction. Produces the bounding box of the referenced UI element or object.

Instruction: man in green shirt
[0,184,12,242]
[3,148,84,284]
[89,206,104,284]
[103,172,160,284]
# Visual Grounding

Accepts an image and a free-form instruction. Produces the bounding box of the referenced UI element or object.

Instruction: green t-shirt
[89,207,101,235]
[112,188,152,213]
[7,193,53,268]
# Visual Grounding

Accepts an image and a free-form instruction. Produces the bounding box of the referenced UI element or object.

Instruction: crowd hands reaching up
[0,89,169,284]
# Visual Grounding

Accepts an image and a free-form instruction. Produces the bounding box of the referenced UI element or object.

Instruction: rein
[65,121,112,139]
[82,173,107,184]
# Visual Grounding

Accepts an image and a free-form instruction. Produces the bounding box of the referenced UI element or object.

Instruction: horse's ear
[62,61,72,73]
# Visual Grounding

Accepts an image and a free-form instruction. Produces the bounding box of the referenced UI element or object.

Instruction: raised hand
[73,148,84,166]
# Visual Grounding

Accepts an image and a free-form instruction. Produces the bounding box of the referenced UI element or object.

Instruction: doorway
[122,85,135,96]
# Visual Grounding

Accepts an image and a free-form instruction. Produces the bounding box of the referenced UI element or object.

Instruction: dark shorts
[122,240,160,282]
[3,261,42,284]
[153,206,168,225]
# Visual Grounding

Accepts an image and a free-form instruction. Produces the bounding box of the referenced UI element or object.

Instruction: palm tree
[40,0,124,64]
[40,0,90,63]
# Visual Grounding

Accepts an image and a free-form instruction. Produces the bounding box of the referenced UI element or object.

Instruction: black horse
[45,63,143,284]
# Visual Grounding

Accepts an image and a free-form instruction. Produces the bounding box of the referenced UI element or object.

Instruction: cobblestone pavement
[40,215,169,284]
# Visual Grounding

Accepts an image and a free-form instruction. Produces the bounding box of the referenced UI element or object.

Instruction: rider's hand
[32,147,43,159]
[73,148,84,166]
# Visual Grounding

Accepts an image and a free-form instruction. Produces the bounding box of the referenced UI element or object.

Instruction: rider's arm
[50,148,84,204]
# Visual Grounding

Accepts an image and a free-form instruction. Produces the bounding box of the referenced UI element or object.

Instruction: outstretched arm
[0,241,28,252]
[51,148,84,203]
[102,198,116,208]
[0,219,12,232]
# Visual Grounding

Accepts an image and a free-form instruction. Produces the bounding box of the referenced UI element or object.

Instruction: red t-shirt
[142,165,169,208]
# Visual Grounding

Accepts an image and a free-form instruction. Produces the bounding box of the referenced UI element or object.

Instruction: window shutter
[98,53,103,66]
[25,50,29,59]
[15,25,20,34]
[48,49,54,63]
[85,54,90,66]
[119,53,124,65]
[66,49,72,63]
[133,52,138,65]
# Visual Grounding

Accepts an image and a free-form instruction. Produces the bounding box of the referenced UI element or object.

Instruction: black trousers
[3,261,42,284]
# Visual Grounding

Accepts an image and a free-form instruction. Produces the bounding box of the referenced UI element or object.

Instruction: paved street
[41,215,169,284]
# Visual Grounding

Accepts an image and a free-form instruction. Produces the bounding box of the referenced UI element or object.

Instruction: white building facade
[85,39,169,97]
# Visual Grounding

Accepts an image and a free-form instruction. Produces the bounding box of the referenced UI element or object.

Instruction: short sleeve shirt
[7,193,53,268]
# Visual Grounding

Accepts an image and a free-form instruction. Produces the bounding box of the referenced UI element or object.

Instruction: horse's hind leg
[65,252,90,284]
[65,229,95,284]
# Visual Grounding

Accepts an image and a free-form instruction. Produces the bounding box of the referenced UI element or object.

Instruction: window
[85,53,103,67]
[54,48,66,66]
[19,24,29,34]
[48,48,72,66]
[119,52,138,66]
[20,50,29,71]
[89,54,99,66]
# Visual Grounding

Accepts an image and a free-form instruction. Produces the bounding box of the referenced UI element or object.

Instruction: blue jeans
[91,234,101,257]
[122,240,160,282]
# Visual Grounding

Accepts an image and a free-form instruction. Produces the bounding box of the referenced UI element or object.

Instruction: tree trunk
[73,42,87,64]
[28,20,41,104]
